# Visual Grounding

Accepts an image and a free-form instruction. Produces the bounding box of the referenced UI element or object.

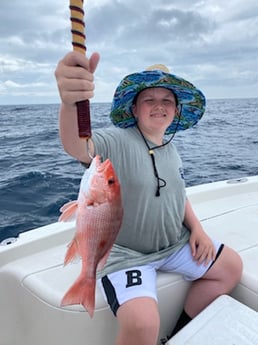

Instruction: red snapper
[59,155,123,317]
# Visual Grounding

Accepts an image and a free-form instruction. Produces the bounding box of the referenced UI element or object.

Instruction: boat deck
[0,176,257,345]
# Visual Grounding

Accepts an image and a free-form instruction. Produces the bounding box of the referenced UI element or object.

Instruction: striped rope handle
[70,0,91,138]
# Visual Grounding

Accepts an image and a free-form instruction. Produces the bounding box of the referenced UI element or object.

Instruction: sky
[0,0,257,105]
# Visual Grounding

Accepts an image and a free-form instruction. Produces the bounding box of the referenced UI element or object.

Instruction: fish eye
[108,177,115,185]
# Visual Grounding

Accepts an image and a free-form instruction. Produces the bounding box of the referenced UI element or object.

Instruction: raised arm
[55,51,100,163]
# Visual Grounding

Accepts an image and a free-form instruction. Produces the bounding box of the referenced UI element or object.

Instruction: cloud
[0,0,257,104]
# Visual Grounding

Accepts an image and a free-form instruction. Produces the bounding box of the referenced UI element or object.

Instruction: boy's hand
[189,226,216,266]
[55,51,100,105]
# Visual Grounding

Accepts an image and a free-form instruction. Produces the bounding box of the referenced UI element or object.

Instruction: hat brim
[110,70,206,135]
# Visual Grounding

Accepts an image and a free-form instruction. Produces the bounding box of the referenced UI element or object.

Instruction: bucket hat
[110,64,206,135]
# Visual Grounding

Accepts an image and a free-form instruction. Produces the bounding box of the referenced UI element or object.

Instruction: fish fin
[97,248,112,271]
[61,277,96,318]
[59,201,78,222]
[64,238,80,266]
[59,200,77,212]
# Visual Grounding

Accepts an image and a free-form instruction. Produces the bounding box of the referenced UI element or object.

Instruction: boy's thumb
[89,52,100,73]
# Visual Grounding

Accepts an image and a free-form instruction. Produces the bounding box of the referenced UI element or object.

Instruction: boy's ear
[132,104,137,117]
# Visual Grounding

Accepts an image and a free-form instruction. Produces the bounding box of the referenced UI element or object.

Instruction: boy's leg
[116,297,160,345]
[99,264,160,345]
[162,241,242,338]
[184,245,242,318]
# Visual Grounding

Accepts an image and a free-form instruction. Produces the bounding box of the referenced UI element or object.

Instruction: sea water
[0,99,257,241]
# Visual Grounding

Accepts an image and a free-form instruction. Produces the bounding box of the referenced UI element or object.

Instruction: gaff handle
[70,0,91,139]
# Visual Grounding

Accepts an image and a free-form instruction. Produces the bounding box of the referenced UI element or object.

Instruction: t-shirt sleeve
[92,128,123,162]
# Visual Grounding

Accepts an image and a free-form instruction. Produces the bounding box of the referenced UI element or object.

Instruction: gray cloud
[0,0,257,104]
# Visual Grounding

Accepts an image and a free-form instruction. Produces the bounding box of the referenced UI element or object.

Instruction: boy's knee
[138,312,160,334]
[125,309,160,335]
[219,247,243,289]
[117,298,160,342]
[204,246,243,290]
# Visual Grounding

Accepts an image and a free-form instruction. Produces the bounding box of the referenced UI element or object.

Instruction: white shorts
[99,240,224,316]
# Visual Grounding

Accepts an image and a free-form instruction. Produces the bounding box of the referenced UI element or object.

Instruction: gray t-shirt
[92,126,190,276]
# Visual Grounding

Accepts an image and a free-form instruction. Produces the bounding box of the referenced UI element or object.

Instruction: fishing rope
[136,113,181,197]
[70,0,92,138]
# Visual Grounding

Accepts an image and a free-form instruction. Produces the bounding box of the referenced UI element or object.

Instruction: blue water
[0,99,258,242]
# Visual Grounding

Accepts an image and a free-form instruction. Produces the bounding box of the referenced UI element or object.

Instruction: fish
[59,155,123,317]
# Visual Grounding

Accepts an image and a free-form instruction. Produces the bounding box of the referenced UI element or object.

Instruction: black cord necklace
[136,115,181,197]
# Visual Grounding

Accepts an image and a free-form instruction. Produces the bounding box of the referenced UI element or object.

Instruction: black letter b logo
[125,270,142,288]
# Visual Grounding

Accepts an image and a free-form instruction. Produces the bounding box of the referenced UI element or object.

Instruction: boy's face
[132,87,178,135]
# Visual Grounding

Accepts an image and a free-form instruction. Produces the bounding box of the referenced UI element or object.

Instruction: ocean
[0,99,258,242]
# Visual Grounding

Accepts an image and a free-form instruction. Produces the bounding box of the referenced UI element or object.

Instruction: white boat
[0,176,257,345]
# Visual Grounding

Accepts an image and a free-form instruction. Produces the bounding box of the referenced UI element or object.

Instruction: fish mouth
[98,158,110,169]
[97,158,113,175]
[98,158,117,183]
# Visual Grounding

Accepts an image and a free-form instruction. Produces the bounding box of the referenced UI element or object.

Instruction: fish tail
[61,276,96,318]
